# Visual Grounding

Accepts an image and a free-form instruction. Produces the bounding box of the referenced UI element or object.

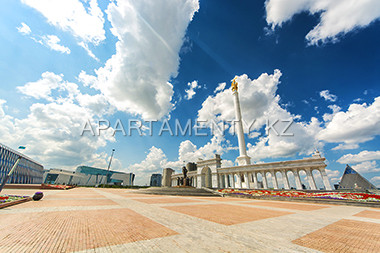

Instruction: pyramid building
[338,164,377,191]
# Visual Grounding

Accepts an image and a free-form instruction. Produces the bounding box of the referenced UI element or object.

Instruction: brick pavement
[0,187,379,252]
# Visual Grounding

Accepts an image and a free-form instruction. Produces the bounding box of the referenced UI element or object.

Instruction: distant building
[186,162,197,172]
[0,142,44,184]
[338,164,377,191]
[43,166,135,186]
[150,174,162,187]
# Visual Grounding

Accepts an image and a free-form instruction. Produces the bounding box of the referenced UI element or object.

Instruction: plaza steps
[133,187,221,197]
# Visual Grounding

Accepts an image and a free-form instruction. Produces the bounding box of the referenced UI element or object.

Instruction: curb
[0,197,32,209]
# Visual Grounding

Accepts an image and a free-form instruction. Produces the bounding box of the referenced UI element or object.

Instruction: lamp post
[0,146,25,193]
[103,149,115,188]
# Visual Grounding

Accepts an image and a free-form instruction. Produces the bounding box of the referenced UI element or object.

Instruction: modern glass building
[150,174,162,187]
[43,166,135,186]
[0,142,44,184]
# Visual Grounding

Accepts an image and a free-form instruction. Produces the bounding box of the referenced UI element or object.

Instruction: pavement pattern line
[1,187,379,252]
[292,219,380,252]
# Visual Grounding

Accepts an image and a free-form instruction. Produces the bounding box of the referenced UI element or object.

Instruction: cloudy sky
[1,0,380,187]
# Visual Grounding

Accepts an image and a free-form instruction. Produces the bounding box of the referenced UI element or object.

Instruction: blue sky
[1,0,380,186]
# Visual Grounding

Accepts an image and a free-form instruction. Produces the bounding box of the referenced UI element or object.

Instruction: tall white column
[224,174,229,188]
[244,172,250,189]
[231,174,236,188]
[262,171,268,189]
[253,172,258,189]
[232,79,251,166]
[293,169,303,190]
[281,170,290,190]
[305,168,317,190]
[271,170,278,189]
[319,167,332,190]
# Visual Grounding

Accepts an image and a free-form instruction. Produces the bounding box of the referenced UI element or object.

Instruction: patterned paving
[354,210,380,219]
[292,219,380,252]
[163,203,294,225]
[245,200,330,211]
[1,187,379,252]
[0,208,178,252]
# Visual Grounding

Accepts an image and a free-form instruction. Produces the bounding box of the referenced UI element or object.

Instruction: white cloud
[322,104,340,122]
[16,22,70,54]
[78,41,99,61]
[353,161,380,174]
[337,150,380,164]
[185,80,200,100]
[77,70,97,88]
[265,0,380,45]
[42,35,71,54]
[1,78,115,171]
[319,90,337,102]
[128,146,170,185]
[17,72,64,100]
[21,0,105,45]
[326,168,341,179]
[87,0,199,120]
[371,176,380,187]
[16,22,31,35]
[0,99,6,118]
[332,143,359,151]
[317,97,380,144]
[214,82,226,93]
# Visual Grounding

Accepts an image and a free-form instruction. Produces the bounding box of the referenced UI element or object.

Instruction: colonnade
[218,167,332,190]
[169,152,332,191]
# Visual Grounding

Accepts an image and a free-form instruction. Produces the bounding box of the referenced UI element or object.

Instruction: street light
[103,149,115,188]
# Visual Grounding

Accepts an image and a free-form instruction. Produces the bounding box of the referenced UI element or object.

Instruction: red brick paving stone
[163,204,293,225]
[12,199,119,208]
[0,208,178,252]
[292,219,380,253]
[245,200,329,211]
[133,197,201,204]
[44,194,106,199]
[354,210,380,219]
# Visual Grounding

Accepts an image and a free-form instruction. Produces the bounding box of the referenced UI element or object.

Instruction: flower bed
[0,195,29,203]
[217,189,380,203]
[40,184,75,190]
[0,194,31,209]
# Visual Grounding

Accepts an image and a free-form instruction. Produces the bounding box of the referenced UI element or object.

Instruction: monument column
[224,174,229,188]
[231,78,251,166]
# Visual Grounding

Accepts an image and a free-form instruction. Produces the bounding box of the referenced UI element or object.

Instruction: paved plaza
[1,188,380,252]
